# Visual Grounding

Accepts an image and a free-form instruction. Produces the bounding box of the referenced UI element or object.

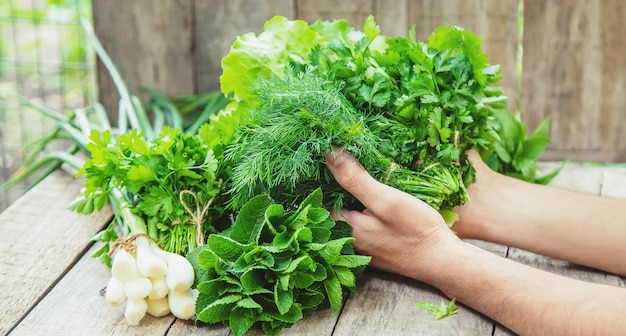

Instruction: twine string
[108,233,157,257]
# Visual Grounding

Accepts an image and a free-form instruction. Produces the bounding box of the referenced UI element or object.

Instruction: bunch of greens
[226,70,465,222]
[217,16,508,224]
[75,125,225,256]
[188,189,370,336]
[482,109,563,184]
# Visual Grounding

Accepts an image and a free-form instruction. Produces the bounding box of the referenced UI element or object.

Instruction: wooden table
[2,163,626,336]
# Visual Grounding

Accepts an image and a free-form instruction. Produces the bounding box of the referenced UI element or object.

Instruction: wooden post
[91,0,196,124]
[521,0,626,162]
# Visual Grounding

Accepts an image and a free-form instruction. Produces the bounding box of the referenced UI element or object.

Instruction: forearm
[421,240,626,336]
[455,173,626,276]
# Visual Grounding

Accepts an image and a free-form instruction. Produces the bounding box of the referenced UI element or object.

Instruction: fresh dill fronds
[225,69,386,210]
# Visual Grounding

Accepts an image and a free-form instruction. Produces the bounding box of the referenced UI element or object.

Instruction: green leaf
[334,266,356,287]
[284,255,313,274]
[531,116,551,138]
[220,15,322,101]
[237,297,263,310]
[264,304,303,324]
[240,246,275,270]
[428,25,490,85]
[196,294,242,323]
[292,272,316,289]
[240,268,268,294]
[317,237,355,264]
[416,298,459,320]
[197,275,243,297]
[323,267,344,312]
[127,165,153,183]
[332,255,372,268]
[208,234,247,262]
[513,157,537,178]
[363,15,380,42]
[274,281,294,315]
[229,307,257,336]
[265,204,285,229]
[139,186,172,216]
[521,136,550,160]
[535,161,567,185]
[298,187,324,208]
[231,195,274,244]
[310,227,332,243]
[298,290,325,309]
[285,204,311,230]
[493,141,513,164]
[296,227,313,244]
[273,229,296,251]
[197,247,220,272]
[307,263,325,282]
[307,207,330,224]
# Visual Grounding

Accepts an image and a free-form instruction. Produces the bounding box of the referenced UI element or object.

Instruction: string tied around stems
[108,233,158,256]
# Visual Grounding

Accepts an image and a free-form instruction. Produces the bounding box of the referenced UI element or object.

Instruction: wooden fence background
[91,0,626,163]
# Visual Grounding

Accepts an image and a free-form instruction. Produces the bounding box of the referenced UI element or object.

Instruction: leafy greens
[218,16,508,224]
[188,189,370,336]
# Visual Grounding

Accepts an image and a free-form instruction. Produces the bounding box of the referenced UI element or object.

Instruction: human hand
[325,150,460,281]
[452,149,507,239]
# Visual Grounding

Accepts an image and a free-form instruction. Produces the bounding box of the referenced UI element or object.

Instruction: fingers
[330,208,378,252]
[325,150,399,214]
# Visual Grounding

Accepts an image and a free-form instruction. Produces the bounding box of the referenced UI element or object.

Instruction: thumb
[325,150,386,208]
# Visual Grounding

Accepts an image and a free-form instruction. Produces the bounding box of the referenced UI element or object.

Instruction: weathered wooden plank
[375,0,410,37]
[408,0,520,111]
[296,0,375,28]
[92,0,195,122]
[333,241,504,335]
[600,168,626,198]
[193,0,295,93]
[0,170,112,335]
[8,244,176,336]
[332,269,495,336]
[521,0,626,162]
[166,319,230,336]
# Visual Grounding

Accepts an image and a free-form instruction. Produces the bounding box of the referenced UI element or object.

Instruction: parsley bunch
[77,126,225,255]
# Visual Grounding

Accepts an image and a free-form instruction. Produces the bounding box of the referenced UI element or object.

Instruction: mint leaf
[230,194,274,244]
[229,307,257,336]
[416,298,459,320]
[208,234,247,262]
[333,255,372,268]
[323,267,344,312]
[197,294,242,323]
[274,281,293,314]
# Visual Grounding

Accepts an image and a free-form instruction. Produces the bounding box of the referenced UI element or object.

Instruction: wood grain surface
[4,163,626,335]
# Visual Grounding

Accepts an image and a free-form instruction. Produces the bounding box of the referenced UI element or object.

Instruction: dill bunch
[225,70,388,210]
[225,69,467,223]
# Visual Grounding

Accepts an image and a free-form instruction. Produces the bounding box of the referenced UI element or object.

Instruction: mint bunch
[187,189,371,336]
